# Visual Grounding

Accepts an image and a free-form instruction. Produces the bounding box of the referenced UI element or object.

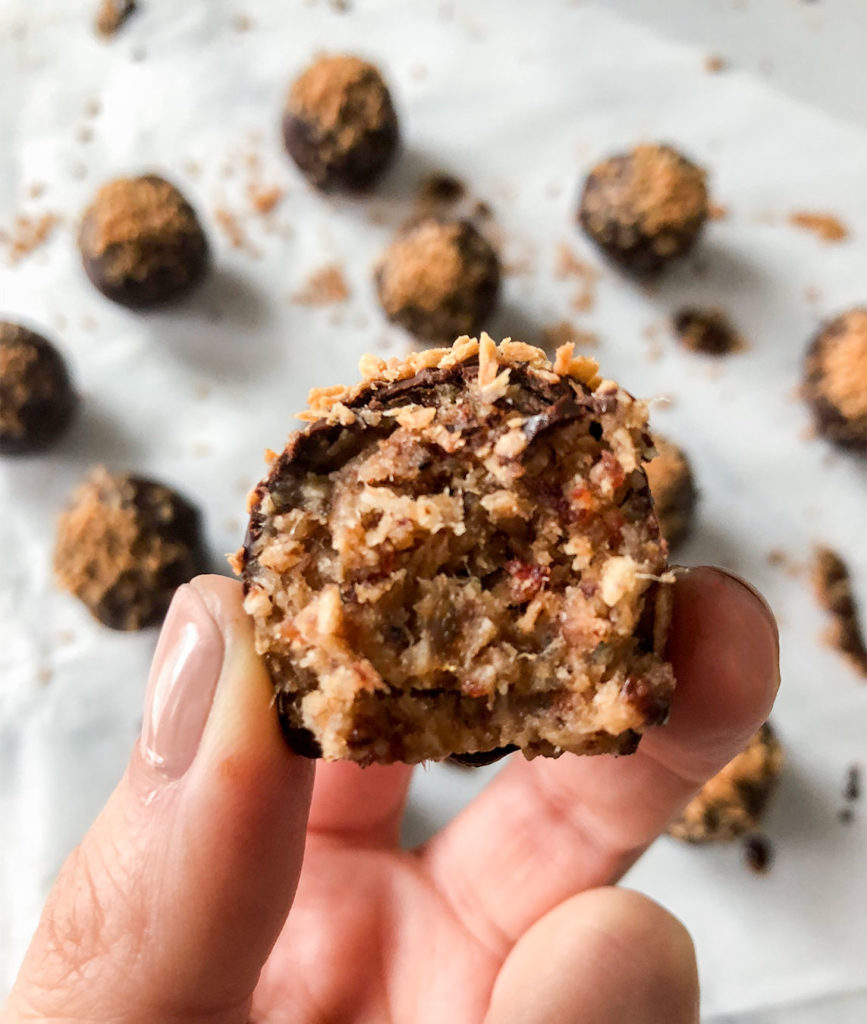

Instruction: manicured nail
[141,585,224,779]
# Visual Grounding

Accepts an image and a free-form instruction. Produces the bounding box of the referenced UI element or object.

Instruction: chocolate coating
[375,218,500,343]
[78,175,209,308]
[54,468,208,630]
[0,322,78,454]
[578,143,708,275]
[283,55,399,192]
[803,308,867,452]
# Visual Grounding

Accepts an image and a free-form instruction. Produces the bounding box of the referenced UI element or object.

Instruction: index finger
[420,567,779,955]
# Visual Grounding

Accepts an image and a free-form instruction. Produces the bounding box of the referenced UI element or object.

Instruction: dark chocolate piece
[578,143,708,275]
[54,467,207,630]
[803,308,867,452]
[78,175,208,308]
[673,307,743,356]
[283,54,399,192]
[449,746,518,768]
[0,322,78,454]
[375,218,500,344]
[743,833,773,874]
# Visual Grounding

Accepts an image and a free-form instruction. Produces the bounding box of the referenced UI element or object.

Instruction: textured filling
[239,338,674,765]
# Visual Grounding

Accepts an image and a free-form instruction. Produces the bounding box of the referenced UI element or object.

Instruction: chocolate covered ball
[645,436,698,549]
[375,218,500,344]
[0,321,78,454]
[578,143,709,275]
[803,308,867,452]
[283,54,399,192]
[78,175,208,307]
[54,467,208,630]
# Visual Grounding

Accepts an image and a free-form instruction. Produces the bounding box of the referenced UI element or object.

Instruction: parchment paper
[2,1,866,1016]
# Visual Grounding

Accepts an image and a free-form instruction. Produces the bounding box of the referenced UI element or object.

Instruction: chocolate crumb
[292,264,350,305]
[812,546,867,678]
[839,806,854,825]
[95,0,137,38]
[247,183,285,215]
[417,173,466,207]
[844,763,861,802]
[743,833,773,873]
[789,211,849,243]
[673,307,744,356]
[472,200,493,220]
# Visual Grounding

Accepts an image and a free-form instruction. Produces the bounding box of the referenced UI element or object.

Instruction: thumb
[485,888,699,1024]
[4,576,314,1024]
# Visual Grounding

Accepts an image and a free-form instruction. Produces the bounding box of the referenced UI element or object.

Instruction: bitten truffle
[645,436,697,549]
[668,723,783,843]
[803,308,867,452]
[78,175,208,307]
[234,335,675,766]
[283,54,399,192]
[0,322,78,454]
[578,144,709,275]
[54,467,207,630]
[375,218,500,344]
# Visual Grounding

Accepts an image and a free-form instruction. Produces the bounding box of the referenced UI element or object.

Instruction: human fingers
[3,576,314,1024]
[484,888,699,1024]
[307,760,413,846]
[423,567,779,953]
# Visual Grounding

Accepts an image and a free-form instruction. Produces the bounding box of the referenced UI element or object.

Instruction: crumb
[743,834,773,873]
[292,264,351,305]
[27,182,46,200]
[194,381,211,399]
[672,307,744,356]
[708,201,728,221]
[409,63,428,80]
[417,173,466,207]
[329,0,351,11]
[0,212,60,265]
[844,763,861,802]
[766,549,802,578]
[803,285,822,304]
[232,12,253,30]
[839,806,854,824]
[472,200,493,220]
[84,98,101,118]
[704,54,727,72]
[214,206,257,255]
[812,546,867,678]
[76,125,94,144]
[95,0,137,38]
[555,243,599,312]
[789,211,849,243]
[247,183,285,215]
[540,321,598,350]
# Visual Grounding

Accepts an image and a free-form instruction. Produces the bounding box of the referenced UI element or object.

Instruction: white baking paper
[2,1,867,1017]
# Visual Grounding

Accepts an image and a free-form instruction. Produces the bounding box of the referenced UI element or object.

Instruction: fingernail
[141,584,225,779]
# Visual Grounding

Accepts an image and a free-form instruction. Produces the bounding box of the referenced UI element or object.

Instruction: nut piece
[235,335,675,766]
[0,322,78,454]
[668,723,783,842]
[375,218,500,344]
[283,54,399,192]
[578,143,709,275]
[645,436,697,549]
[803,308,867,452]
[78,175,209,307]
[55,468,207,630]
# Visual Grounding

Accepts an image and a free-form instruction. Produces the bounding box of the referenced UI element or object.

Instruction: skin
[2,567,778,1024]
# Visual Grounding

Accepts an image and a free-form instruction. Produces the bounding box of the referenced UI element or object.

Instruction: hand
[3,568,778,1024]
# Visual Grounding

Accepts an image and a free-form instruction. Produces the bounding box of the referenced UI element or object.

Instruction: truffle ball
[645,436,698,549]
[668,723,783,843]
[234,335,674,766]
[803,308,867,452]
[78,175,209,308]
[375,218,500,344]
[54,467,208,630]
[283,54,399,192]
[578,144,709,275]
[0,321,78,454]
